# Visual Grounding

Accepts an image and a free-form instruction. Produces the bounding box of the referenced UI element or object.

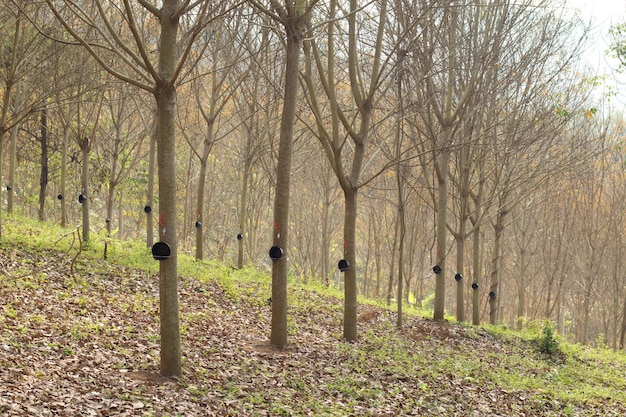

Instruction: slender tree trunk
[343,188,358,341]
[375,235,382,297]
[155,0,182,377]
[581,274,593,344]
[433,0,457,322]
[59,125,69,227]
[7,121,18,214]
[270,21,303,348]
[237,164,250,269]
[7,85,21,214]
[106,131,121,236]
[321,195,330,285]
[396,184,405,329]
[517,247,527,328]
[434,148,450,321]
[545,278,553,319]
[106,185,116,236]
[146,122,156,247]
[183,150,193,244]
[155,85,180,376]
[455,233,465,322]
[195,115,215,260]
[38,107,49,221]
[472,221,481,325]
[489,207,506,325]
[455,144,470,323]
[387,220,398,306]
[79,136,90,243]
[395,48,406,329]
[118,197,124,239]
[0,25,14,234]
[195,146,209,260]
[619,287,626,349]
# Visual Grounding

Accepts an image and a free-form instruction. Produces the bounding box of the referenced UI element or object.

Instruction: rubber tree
[38,105,48,221]
[407,0,478,322]
[43,0,234,376]
[175,17,248,260]
[101,87,150,238]
[302,0,390,341]
[0,1,55,233]
[73,66,105,245]
[231,20,276,269]
[249,0,314,348]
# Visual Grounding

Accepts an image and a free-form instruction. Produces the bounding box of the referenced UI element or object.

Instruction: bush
[537,320,559,355]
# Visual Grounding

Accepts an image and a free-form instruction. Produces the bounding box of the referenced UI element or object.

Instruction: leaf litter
[0,247,625,416]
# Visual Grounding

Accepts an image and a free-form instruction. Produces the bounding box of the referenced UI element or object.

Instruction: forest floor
[1,222,626,416]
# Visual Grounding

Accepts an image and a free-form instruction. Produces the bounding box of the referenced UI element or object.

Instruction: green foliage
[609,23,626,71]
[555,106,571,119]
[536,320,560,355]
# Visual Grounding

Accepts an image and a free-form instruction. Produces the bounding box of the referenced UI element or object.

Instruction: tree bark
[270,15,304,348]
[79,136,90,243]
[38,107,48,221]
[237,164,250,269]
[195,139,211,260]
[154,0,182,376]
[489,206,506,325]
[434,148,450,321]
[343,187,358,341]
[146,119,156,248]
[106,128,121,237]
[59,125,69,227]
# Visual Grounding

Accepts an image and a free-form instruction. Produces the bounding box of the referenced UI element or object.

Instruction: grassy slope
[1,216,625,416]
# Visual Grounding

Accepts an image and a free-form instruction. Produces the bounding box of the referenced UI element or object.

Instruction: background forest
[2,0,626,359]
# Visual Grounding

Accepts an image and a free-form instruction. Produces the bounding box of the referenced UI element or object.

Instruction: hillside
[1,220,626,416]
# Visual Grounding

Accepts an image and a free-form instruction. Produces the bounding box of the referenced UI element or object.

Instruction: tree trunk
[237,164,250,269]
[387,220,398,306]
[106,129,121,237]
[7,121,18,214]
[155,85,180,376]
[343,187,358,341]
[38,107,49,222]
[195,103,216,260]
[489,207,506,325]
[619,288,626,349]
[517,246,527,329]
[146,122,156,248]
[395,49,406,329]
[396,184,405,329]
[581,279,592,344]
[433,148,450,321]
[455,143,470,323]
[455,233,465,322]
[472,221,481,325]
[270,20,303,348]
[155,0,182,377]
[7,85,21,214]
[79,136,90,244]
[195,145,209,260]
[321,195,330,285]
[118,198,124,240]
[59,125,69,227]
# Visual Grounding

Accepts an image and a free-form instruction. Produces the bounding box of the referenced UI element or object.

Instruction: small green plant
[3,305,18,319]
[537,320,559,355]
